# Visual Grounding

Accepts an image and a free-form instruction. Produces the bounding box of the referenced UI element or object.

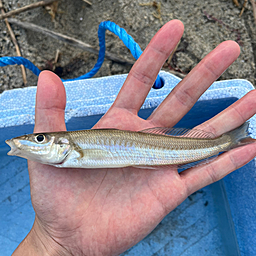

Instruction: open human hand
[13,20,256,256]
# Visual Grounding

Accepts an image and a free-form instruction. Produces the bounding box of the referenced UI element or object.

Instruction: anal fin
[178,154,218,172]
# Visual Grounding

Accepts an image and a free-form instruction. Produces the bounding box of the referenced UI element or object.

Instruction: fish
[5,122,255,169]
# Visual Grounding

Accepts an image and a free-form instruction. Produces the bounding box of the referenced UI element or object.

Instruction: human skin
[13,20,256,255]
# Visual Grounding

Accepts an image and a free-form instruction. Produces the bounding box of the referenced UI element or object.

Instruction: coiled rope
[0,21,163,89]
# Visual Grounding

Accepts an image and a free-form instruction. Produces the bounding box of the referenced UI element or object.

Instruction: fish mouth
[5,139,20,156]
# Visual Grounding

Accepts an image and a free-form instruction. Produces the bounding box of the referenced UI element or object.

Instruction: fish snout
[5,139,21,156]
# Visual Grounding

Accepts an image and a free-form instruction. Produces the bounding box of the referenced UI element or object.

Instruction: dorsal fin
[140,127,215,139]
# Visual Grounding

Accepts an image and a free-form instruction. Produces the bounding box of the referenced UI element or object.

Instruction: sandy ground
[0,0,255,93]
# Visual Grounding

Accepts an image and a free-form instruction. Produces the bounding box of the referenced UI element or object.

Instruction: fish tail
[226,122,255,149]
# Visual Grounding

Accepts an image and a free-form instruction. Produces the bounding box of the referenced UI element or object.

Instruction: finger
[180,142,256,195]
[148,41,240,127]
[195,90,256,136]
[34,70,66,133]
[112,19,184,113]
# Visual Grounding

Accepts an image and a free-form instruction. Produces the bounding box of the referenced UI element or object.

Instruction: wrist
[12,216,71,256]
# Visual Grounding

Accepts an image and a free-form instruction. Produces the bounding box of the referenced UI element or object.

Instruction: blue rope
[0,56,41,76]
[0,21,164,89]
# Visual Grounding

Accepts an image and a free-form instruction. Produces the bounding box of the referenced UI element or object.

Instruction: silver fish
[5,122,254,169]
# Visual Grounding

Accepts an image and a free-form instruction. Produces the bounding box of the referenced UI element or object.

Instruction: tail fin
[226,122,255,149]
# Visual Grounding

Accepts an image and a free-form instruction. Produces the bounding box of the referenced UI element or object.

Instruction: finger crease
[231,105,247,123]
[205,162,219,184]
[37,106,65,112]
[148,44,169,59]
[203,59,219,79]
[129,68,154,86]
[228,153,239,170]
[174,88,195,108]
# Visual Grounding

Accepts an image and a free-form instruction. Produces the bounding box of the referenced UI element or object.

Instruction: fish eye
[35,134,45,143]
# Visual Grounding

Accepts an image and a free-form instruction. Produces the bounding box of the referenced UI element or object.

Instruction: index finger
[112,20,184,113]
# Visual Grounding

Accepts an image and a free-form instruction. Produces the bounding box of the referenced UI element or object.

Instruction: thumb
[34,70,66,133]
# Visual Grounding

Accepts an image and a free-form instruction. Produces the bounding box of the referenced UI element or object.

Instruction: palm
[26,20,256,256]
[28,108,184,255]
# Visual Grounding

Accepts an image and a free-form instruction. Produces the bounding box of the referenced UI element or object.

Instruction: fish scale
[66,129,230,167]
